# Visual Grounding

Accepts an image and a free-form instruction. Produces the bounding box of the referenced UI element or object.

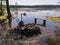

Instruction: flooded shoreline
[10,10,60,28]
[0,9,60,45]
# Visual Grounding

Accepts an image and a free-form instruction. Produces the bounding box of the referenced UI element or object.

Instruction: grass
[0,15,7,20]
[46,16,60,24]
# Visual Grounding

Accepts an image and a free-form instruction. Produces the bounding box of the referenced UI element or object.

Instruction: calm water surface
[11,10,60,28]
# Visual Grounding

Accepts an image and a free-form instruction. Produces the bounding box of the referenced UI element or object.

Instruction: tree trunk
[6,0,12,28]
[0,0,2,15]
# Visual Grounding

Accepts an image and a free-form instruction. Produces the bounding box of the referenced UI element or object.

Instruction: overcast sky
[9,0,60,5]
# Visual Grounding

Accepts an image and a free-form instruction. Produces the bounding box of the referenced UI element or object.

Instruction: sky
[9,0,60,5]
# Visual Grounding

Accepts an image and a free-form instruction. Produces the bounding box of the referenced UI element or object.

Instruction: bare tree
[0,0,2,15]
[6,0,12,27]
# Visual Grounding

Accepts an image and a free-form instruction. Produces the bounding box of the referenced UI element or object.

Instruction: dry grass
[47,33,60,45]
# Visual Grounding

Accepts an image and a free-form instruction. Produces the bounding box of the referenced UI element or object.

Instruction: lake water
[11,10,60,28]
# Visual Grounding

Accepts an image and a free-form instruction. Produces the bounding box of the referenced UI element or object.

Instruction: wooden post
[34,18,37,24]
[43,20,46,26]
[21,14,22,21]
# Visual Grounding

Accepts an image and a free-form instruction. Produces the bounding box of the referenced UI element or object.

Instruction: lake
[11,10,60,28]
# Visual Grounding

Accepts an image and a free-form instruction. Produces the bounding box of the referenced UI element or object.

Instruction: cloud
[9,0,60,5]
